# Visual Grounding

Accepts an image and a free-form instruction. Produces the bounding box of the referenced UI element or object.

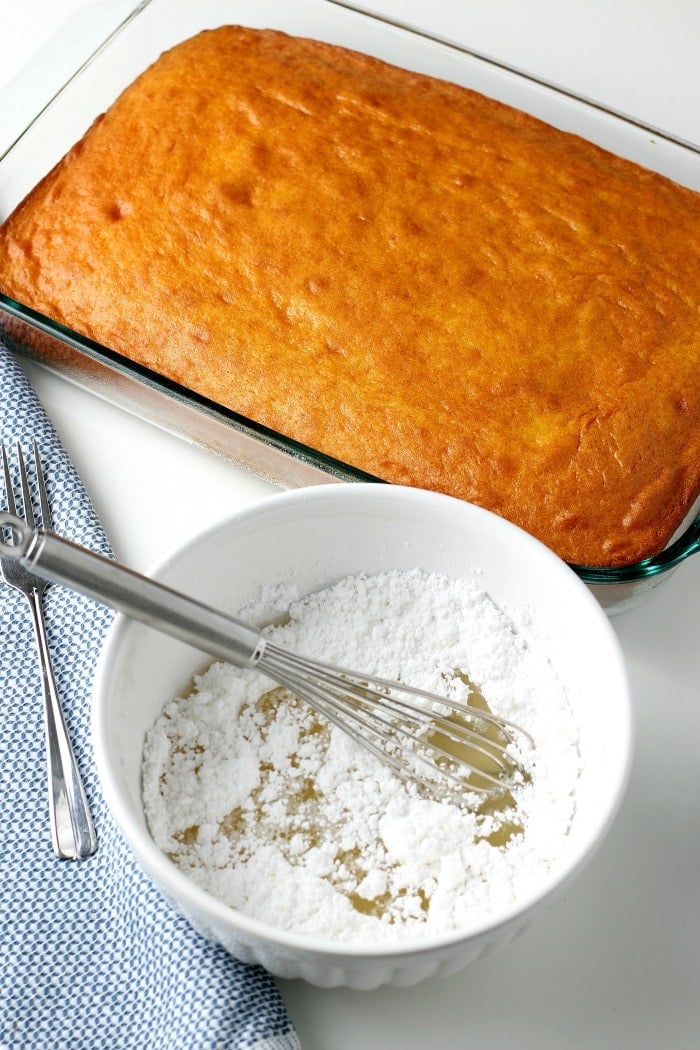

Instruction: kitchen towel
[0,345,300,1050]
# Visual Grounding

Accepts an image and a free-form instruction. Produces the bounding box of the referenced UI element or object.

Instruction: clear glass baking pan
[1,0,698,615]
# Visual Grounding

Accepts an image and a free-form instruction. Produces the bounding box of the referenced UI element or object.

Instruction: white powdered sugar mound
[142,568,581,944]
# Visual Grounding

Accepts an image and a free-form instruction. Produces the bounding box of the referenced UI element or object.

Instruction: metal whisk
[0,512,534,806]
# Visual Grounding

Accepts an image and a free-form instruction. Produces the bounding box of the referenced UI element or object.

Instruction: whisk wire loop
[260,642,531,801]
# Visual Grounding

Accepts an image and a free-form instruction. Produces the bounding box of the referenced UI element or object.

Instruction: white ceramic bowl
[92,484,633,990]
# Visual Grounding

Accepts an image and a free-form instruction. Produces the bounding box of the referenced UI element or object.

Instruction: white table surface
[2,3,699,1048]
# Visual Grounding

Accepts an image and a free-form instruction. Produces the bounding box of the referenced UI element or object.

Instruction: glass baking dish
[1,0,698,615]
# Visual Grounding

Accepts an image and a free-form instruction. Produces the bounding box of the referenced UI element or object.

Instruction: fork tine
[33,440,53,532]
[16,440,35,530]
[2,445,17,517]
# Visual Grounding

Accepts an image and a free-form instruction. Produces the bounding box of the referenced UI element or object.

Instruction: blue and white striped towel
[0,345,300,1050]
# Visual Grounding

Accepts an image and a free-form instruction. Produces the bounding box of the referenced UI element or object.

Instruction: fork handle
[27,590,98,861]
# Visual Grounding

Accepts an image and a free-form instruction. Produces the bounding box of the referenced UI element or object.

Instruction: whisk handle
[0,515,264,668]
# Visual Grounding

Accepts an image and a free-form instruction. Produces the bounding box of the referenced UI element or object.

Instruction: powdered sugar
[142,568,581,944]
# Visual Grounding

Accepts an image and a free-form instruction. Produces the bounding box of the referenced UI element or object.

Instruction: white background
[1,3,699,1048]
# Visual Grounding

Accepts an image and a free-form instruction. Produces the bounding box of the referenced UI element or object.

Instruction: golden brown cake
[1,26,699,566]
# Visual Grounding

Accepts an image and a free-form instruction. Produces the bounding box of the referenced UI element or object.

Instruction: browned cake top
[1,26,699,565]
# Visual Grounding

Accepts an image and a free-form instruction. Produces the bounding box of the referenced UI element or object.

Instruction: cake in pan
[1,26,698,566]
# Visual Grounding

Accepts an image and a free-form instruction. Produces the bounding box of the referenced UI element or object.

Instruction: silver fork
[0,441,97,860]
